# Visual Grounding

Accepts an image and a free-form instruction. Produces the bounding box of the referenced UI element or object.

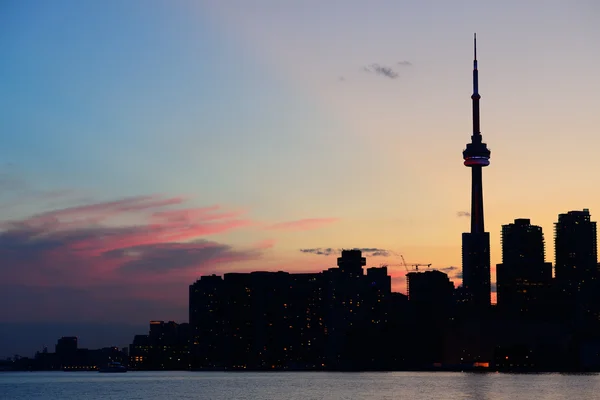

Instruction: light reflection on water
[1,371,599,400]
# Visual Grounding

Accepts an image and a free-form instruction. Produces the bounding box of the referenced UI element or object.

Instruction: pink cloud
[266,217,339,231]
[0,195,259,293]
[253,238,277,249]
[0,193,342,325]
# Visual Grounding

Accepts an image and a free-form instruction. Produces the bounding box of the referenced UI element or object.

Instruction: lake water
[1,371,600,399]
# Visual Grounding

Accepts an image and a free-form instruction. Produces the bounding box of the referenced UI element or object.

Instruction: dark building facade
[406,270,455,364]
[55,336,77,354]
[554,209,599,323]
[496,219,552,314]
[188,249,394,370]
[555,209,598,293]
[406,270,454,305]
[129,321,190,370]
[461,34,492,308]
[189,270,325,369]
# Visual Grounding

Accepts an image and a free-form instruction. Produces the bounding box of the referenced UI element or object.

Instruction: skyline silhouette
[2,1,600,358]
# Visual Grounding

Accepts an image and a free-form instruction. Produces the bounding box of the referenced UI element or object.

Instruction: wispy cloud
[457,211,471,217]
[397,60,413,66]
[429,266,462,282]
[300,247,338,256]
[267,218,339,231]
[358,247,394,257]
[113,241,260,274]
[0,169,88,214]
[439,266,458,272]
[0,194,267,321]
[0,196,257,285]
[363,63,399,79]
[299,247,394,257]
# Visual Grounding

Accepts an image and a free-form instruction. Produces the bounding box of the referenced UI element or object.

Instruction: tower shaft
[471,166,484,233]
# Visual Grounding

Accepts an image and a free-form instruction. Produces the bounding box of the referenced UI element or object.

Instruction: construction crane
[412,263,432,272]
[379,255,432,273]
[379,263,407,272]
[401,255,431,272]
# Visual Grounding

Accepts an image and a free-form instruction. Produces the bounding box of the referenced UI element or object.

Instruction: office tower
[336,249,366,277]
[406,270,455,365]
[496,218,552,313]
[554,209,598,297]
[189,275,226,368]
[406,270,454,305]
[461,34,492,308]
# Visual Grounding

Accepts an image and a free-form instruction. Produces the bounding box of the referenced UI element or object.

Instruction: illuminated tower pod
[461,34,492,307]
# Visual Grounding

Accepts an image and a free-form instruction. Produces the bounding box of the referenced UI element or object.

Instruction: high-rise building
[461,34,492,308]
[496,219,552,313]
[188,249,395,370]
[189,274,226,368]
[406,270,455,365]
[406,270,454,304]
[336,249,366,277]
[554,209,598,297]
[128,321,190,370]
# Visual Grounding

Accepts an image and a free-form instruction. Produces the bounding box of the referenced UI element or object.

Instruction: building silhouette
[555,209,598,294]
[55,336,77,355]
[461,34,491,308]
[496,219,552,314]
[406,270,455,364]
[406,270,454,306]
[188,249,395,370]
[554,209,599,324]
[128,321,190,370]
[129,334,151,369]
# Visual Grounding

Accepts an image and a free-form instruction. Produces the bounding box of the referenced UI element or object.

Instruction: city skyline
[2,1,600,356]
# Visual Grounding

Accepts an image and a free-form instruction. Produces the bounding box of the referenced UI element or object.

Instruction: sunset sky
[1,0,599,355]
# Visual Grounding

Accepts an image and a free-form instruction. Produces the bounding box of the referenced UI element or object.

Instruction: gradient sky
[1,0,600,356]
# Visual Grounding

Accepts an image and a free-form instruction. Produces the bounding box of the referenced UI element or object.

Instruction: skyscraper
[496,219,552,313]
[554,209,598,296]
[406,270,454,305]
[336,249,366,277]
[461,34,491,308]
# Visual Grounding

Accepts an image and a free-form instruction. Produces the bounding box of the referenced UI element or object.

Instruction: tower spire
[472,33,481,142]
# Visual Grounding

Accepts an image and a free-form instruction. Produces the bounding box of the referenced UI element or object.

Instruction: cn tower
[461,34,491,307]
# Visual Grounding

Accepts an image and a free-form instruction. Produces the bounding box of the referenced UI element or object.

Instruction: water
[2,371,600,399]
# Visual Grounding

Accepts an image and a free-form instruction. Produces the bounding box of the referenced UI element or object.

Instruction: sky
[1,0,599,356]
